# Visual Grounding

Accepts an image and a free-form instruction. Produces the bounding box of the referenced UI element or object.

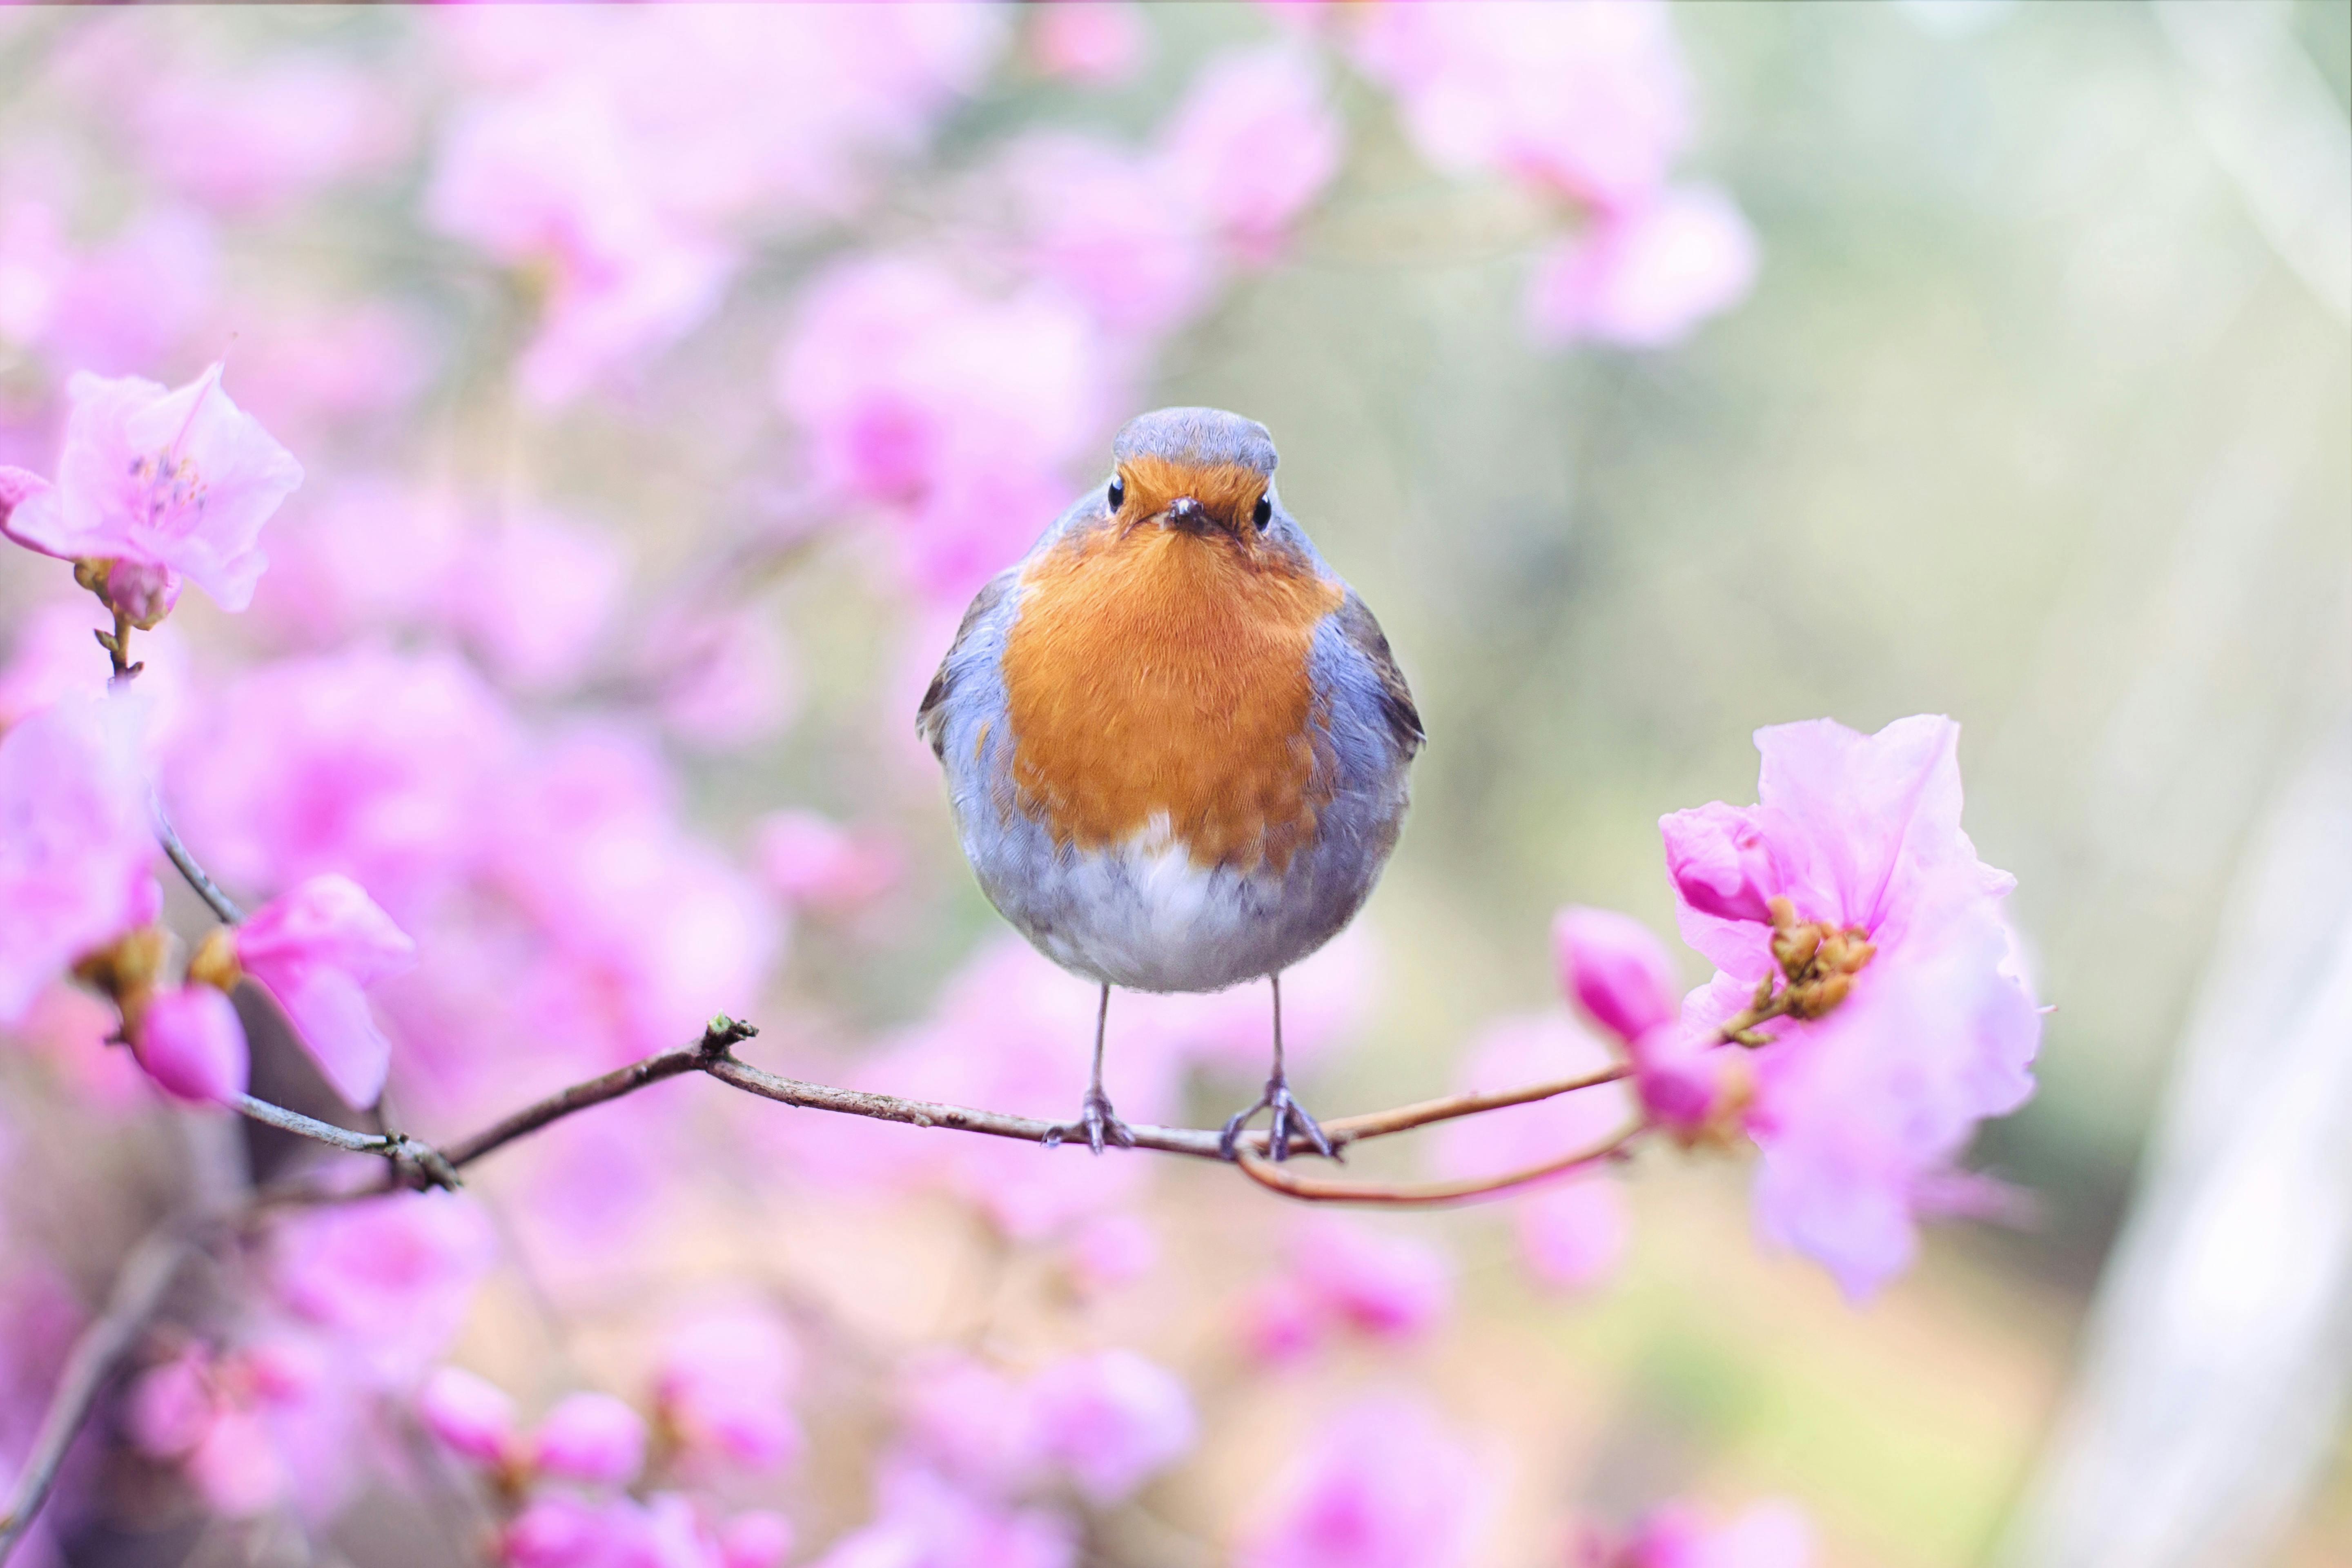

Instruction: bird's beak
[1160,496,1214,535]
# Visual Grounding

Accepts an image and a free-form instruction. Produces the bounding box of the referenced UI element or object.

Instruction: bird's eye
[1107,477,1125,510]
[1252,495,1273,529]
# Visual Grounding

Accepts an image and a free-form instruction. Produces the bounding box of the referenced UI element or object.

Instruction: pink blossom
[2,364,301,621]
[1060,1212,1158,1293]
[419,1365,519,1469]
[1527,187,1759,349]
[753,810,902,913]
[719,1512,793,1568]
[446,510,628,692]
[217,298,435,443]
[1030,4,1147,86]
[1029,1350,1196,1504]
[899,1356,1046,1497]
[0,692,154,1023]
[1350,0,1692,211]
[654,1305,804,1475]
[1236,1396,1488,1568]
[1159,46,1342,264]
[125,1336,361,1520]
[1290,1216,1455,1342]
[1602,1499,1815,1568]
[425,82,733,407]
[233,873,416,1107]
[0,198,69,345]
[990,133,1214,339]
[534,1391,648,1489]
[271,1192,497,1383]
[774,254,1111,604]
[1555,905,1679,1043]
[1515,1178,1632,1291]
[0,598,192,737]
[135,54,408,213]
[651,606,800,753]
[1662,715,2042,1297]
[245,479,467,646]
[132,984,248,1103]
[38,207,220,376]
[812,1459,1078,1568]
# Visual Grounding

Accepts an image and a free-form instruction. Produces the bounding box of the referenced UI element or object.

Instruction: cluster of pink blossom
[0,7,2033,1562]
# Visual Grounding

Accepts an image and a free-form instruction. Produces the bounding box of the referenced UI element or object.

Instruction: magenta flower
[811,1458,1077,1568]
[1555,904,1680,1044]
[133,984,249,1104]
[719,1512,794,1568]
[1599,1499,1815,1568]
[1029,1350,1196,1505]
[0,691,155,1024]
[1,364,302,622]
[1236,1396,1488,1568]
[1527,186,1760,349]
[231,873,417,1108]
[532,1390,648,1490]
[271,1192,496,1384]
[418,1366,520,1470]
[991,132,1215,340]
[1158,45,1342,265]
[654,1305,804,1475]
[1661,715,2041,1297]
[1290,1216,1456,1343]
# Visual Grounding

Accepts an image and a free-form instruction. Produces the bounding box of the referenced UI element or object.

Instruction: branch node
[698,1014,757,1060]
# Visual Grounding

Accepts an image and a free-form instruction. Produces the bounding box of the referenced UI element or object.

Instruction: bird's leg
[1220,973,1336,1163]
[1045,983,1135,1155]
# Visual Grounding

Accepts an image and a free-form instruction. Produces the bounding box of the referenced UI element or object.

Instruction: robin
[918,407,1422,1160]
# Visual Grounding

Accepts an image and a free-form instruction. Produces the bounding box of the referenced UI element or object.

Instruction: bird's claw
[1219,1075,1335,1163]
[1043,1088,1135,1155]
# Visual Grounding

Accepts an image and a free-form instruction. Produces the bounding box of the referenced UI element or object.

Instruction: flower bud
[99,559,183,630]
[418,1366,519,1469]
[133,984,250,1103]
[532,1391,646,1489]
[1552,906,1678,1044]
[1660,801,1777,924]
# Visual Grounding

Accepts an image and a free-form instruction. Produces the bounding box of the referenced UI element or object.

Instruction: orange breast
[1000,522,1343,873]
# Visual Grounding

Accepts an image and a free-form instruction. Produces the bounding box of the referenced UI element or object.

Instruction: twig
[0,1228,195,1559]
[230,1096,459,1191]
[1233,1121,1644,1206]
[153,802,243,924]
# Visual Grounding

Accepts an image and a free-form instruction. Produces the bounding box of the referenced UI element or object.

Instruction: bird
[918,407,1422,1160]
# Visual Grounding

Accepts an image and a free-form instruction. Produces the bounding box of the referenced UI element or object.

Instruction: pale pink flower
[1029,1350,1196,1504]
[753,810,902,913]
[1159,46,1342,264]
[125,1335,361,1521]
[132,984,248,1104]
[214,297,435,441]
[1661,715,2042,1298]
[2,364,301,621]
[233,873,417,1107]
[0,692,154,1023]
[1351,0,1692,211]
[1515,1178,1632,1291]
[245,479,467,647]
[425,82,733,407]
[719,1512,793,1568]
[899,1355,1047,1497]
[812,1458,1078,1568]
[991,133,1214,339]
[38,207,219,376]
[1060,1212,1158,1293]
[0,598,192,737]
[534,1391,648,1489]
[1236,1396,1489,1568]
[1030,4,1147,86]
[1290,1216,1455,1342]
[774,253,1111,603]
[1555,905,1679,1044]
[654,1304,804,1476]
[1528,186,1759,348]
[446,510,628,692]
[652,606,800,753]
[271,1192,497,1383]
[136,54,408,213]
[0,199,69,344]
[419,1365,519,1469]
[1602,1499,1815,1568]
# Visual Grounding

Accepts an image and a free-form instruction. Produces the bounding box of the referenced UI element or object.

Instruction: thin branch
[154,802,242,924]
[0,1228,195,1559]
[230,1096,459,1190]
[1233,1120,1645,1206]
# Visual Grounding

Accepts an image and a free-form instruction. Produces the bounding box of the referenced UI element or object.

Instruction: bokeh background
[0,3,2347,1566]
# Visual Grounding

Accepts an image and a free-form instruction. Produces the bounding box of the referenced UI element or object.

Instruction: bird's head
[1103,407,1294,556]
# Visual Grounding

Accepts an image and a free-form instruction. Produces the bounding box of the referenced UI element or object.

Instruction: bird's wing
[916,567,1019,761]
[1332,590,1425,757]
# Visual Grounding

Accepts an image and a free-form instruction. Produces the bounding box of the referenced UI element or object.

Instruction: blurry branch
[0,1228,197,1559]
[155,803,242,924]
[1236,1120,1643,1206]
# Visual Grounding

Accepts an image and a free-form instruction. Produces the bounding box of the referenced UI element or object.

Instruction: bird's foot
[1219,1075,1336,1163]
[1042,1087,1136,1155]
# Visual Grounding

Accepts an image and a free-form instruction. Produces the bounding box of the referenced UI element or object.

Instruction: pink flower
[1601,1499,1815,1568]
[1292,1216,1455,1342]
[899,1356,1046,1497]
[650,606,800,753]
[271,1192,497,1383]
[774,253,1111,604]
[425,82,733,407]
[1236,1396,1489,1568]
[419,1366,520,1469]
[534,1391,648,1489]
[0,198,70,345]
[989,133,1215,340]
[232,874,416,1107]
[654,1305,804,1475]
[1159,46,1341,264]
[1030,4,1147,86]
[1515,1178,1632,1291]
[0,692,154,1024]
[1527,186,1759,349]
[1029,1350,1196,1504]
[38,207,220,377]
[1,364,301,621]
[133,984,248,1104]
[1555,905,1679,1043]
[445,510,628,692]
[135,54,408,213]
[753,810,902,913]
[719,1512,793,1568]
[1351,0,1692,211]
[811,1459,1077,1568]
[1661,715,2042,1297]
